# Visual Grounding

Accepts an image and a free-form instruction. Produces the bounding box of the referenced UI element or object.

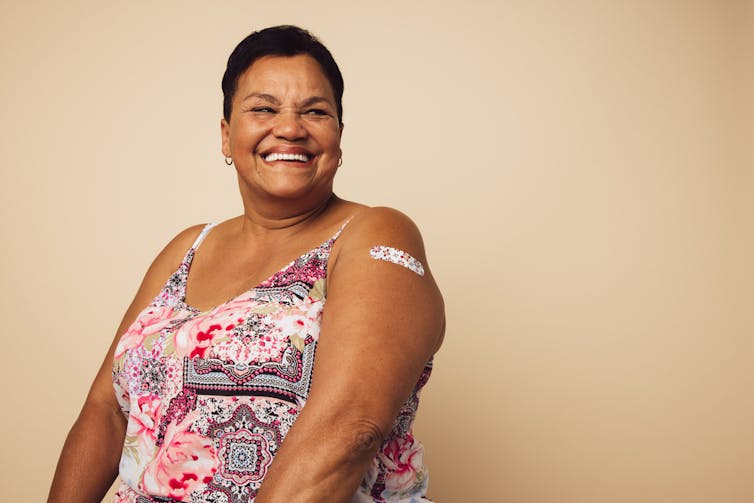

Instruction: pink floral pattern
[112,223,434,502]
[114,305,175,360]
[269,294,324,342]
[380,434,427,497]
[141,410,217,499]
[172,298,246,358]
[128,394,162,441]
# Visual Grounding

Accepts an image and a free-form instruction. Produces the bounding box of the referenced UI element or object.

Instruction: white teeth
[264,152,310,162]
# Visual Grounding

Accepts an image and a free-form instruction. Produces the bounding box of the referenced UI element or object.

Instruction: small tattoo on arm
[369,246,425,277]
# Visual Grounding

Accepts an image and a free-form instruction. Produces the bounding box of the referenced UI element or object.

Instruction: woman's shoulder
[117,223,211,327]
[331,204,429,275]
[139,223,210,287]
[159,224,211,262]
[348,205,417,225]
[340,205,425,250]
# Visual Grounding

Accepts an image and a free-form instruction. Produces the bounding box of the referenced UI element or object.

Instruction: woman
[49,25,444,503]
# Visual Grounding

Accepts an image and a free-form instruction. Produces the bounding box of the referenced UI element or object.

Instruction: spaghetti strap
[153,224,216,308]
[330,217,352,243]
[190,223,216,250]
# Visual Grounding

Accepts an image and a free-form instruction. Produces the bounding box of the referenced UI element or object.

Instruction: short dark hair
[221,25,344,124]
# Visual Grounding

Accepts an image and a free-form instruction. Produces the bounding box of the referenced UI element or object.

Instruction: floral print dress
[112,223,434,502]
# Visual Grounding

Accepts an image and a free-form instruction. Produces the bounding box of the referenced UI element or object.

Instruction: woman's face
[221,54,343,205]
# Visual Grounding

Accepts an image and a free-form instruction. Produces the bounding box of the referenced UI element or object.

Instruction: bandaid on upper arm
[369,246,425,277]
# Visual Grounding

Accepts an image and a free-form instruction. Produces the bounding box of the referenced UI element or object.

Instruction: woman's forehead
[236,54,335,101]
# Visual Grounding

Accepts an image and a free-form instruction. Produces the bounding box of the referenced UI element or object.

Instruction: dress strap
[155,223,216,310]
[178,223,216,270]
[330,217,352,243]
[190,223,216,250]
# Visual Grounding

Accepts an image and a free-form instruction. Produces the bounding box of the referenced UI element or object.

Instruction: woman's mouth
[263,152,312,163]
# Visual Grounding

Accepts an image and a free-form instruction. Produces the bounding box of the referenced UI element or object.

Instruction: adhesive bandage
[369,246,425,277]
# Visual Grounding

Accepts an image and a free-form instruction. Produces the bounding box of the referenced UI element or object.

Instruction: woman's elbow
[344,418,388,462]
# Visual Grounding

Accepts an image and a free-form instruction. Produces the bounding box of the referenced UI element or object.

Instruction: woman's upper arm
[49,225,208,503]
[307,207,445,436]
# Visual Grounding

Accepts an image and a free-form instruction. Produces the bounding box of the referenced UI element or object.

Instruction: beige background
[1,1,752,501]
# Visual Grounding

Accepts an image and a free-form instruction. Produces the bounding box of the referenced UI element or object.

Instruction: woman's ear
[220,117,231,157]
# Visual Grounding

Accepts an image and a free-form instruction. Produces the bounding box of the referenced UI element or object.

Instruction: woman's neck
[238,193,339,237]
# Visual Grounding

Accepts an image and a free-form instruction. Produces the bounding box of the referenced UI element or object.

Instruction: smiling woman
[222,55,344,205]
[47,25,445,503]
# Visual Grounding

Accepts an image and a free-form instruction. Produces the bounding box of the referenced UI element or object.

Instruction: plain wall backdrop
[1,1,752,501]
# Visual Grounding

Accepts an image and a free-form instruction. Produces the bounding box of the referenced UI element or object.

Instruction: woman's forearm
[254,411,383,503]
[48,399,126,503]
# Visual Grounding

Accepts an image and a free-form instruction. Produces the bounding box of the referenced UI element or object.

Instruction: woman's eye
[251,107,276,113]
[304,109,328,116]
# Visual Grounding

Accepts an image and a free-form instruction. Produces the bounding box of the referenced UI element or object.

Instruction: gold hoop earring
[224,157,233,166]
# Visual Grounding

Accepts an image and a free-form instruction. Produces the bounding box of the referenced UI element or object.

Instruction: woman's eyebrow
[241,92,280,104]
[299,96,331,108]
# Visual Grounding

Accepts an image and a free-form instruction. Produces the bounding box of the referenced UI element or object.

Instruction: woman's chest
[114,279,326,409]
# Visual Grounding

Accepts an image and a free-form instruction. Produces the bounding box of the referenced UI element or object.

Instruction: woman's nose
[272,110,307,140]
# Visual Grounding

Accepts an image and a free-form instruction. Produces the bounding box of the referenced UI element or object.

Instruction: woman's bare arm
[48,225,205,503]
[255,208,445,503]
